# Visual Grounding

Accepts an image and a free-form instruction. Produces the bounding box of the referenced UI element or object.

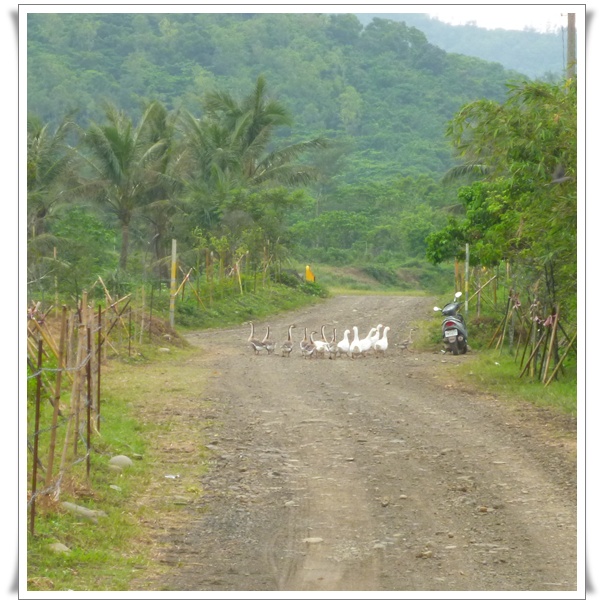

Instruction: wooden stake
[97,305,102,432]
[139,286,145,345]
[86,327,92,479]
[496,294,513,352]
[170,238,177,328]
[545,332,577,386]
[72,291,88,456]
[542,306,560,384]
[519,329,548,378]
[519,319,534,369]
[30,339,44,536]
[45,306,67,487]
[488,312,507,348]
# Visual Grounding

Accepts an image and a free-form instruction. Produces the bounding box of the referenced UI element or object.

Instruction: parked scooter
[434,292,468,355]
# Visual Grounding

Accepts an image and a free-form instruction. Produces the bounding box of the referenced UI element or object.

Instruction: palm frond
[442,163,491,184]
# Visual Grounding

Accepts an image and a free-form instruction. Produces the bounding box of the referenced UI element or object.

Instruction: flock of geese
[246,321,402,359]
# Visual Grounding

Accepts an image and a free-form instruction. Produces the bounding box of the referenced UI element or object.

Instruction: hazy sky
[425,5,573,32]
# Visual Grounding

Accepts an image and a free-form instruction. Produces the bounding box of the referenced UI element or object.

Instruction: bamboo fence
[459,266,576,386]
[26,288,145,535]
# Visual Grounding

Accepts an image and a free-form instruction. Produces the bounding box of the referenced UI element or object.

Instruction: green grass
[156,280,330,330]
[26,387,154,591]
[412,314,577,418]
[458,349,577,416]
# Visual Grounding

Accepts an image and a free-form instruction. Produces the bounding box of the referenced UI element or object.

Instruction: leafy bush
[360,264,399,287]
[271,269,303,288]
[299,280,329,298]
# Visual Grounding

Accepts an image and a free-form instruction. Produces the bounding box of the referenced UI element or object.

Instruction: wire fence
[26,287,143,536]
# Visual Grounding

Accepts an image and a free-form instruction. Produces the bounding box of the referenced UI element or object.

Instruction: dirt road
[133,294,577,593]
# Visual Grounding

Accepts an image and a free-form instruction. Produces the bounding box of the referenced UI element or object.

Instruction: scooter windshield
[442,302,459,315]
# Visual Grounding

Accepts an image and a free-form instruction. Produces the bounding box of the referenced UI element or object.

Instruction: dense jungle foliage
[26,12,576,331]
[356,13,566,80]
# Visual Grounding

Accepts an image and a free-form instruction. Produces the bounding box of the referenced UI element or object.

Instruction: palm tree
[139,102,185,279]
[201,75,329,187]
[77,101,169,270]
[27,113,77,238]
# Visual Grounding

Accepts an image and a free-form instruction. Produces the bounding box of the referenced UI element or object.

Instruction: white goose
[349,326,362,359]
[312,325,330,358]
[336,329,351,358]
[373,326,390,357]
[369,324,383,350]
[310,330,328,358]
[281,324,295,357]
[247,321,265,354]
[359,327,377,356]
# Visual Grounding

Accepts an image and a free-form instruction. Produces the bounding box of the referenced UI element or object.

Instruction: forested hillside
[27,12,528,184]
[356,13,565,80]
[26,11,576,331]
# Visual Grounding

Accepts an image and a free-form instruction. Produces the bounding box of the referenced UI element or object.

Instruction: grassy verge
[454,349,577,416]
[26,343,211,592]
[26,373,155,591]
[26,281,329,591]
[412,313,577,418]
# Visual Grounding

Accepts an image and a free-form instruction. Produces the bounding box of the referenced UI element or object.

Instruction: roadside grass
[412,315,577,418]
[27,281,330,592]
[26,344,210,592]
[170,281,329,330]
[457,349,577,416]
[27,279,575,591]
[26,375,154,591]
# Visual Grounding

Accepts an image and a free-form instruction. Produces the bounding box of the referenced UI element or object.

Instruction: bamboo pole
[99,296,131,346]
[537,326,549,380]
[72,291,88,456]
[45,306,67,487]
[97,305,102,432]
[519,329,548,378]
[189,282,207,309]
[170,239,177,328]
[514,322,524,361]
[174,268,193,297]
[488,312,507,348]
[496,293,513,352]
[544,332,577,386]
[28,318,60,360]
[519,318,534,370]
[464,243,469,314]
[236,260,243,295]
[30,339,44,536]
[86,327,92,479]
[542,306,560,384]
[139,286,145,345]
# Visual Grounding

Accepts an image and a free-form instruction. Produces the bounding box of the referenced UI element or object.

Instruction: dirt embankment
[130,294,577,594]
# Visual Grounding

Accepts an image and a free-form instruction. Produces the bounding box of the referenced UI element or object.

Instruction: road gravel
[131,294,578,594]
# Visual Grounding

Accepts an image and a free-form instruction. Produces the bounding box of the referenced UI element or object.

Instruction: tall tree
[77,101,170,269]
[201,75,329,187]
[427,78,577,312]
[27,113,77,238]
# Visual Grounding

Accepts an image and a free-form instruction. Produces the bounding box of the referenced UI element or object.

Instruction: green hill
[27,12,546,186]
[355,13,565,80]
